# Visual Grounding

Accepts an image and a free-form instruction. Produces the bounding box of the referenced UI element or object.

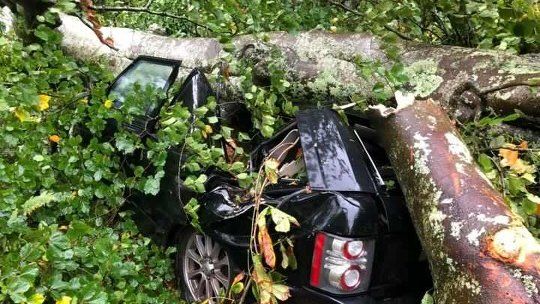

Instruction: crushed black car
[103,56,432,303]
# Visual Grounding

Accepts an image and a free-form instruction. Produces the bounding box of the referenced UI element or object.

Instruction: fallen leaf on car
[264,158,280,184]
[258,225,275,268]
[272,283,291,301]
[270,207,300,233]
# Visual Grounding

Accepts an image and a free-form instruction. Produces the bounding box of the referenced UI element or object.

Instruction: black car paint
[109,56,430,303]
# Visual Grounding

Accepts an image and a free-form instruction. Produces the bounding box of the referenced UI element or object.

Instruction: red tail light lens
[310,233,326,287]
[310,232,374,294]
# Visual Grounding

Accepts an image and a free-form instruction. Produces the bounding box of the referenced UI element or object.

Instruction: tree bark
[53,14,540,121]
[369,97,540,303]
[0,5,14,33]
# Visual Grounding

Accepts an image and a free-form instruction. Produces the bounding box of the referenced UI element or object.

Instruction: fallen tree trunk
[369,97,540,303]
[53,15,540,121]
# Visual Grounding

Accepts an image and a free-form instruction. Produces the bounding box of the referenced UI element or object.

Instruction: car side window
[109,60,176,107]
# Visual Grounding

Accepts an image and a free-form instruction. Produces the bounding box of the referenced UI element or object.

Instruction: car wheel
[175,228,233,303]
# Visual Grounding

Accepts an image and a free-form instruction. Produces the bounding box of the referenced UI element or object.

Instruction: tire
[174,227,234,303]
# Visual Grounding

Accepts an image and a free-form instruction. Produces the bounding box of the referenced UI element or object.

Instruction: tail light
[310,232,374,294]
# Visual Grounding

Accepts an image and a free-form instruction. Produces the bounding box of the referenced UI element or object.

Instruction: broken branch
[88,4,212,32]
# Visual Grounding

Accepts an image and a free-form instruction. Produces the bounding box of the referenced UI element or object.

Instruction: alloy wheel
[182,233,231,303]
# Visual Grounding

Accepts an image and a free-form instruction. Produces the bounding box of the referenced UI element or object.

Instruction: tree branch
[74,12,119,51]
[327,0,414,41]
[89,4,212,32]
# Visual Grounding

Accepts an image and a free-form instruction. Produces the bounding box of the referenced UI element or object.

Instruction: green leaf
[34,25,51,41]
[421,293,434,304]
[264,158,279,184]
[270,207,300,233]
[508,176,527,196]
[143,172,163,195]
[208,116,218,124]
[477,153,494,172]
[231,282,244,294]
[229,161,245,172]
[280,243,289,269]
[22,191,56,215]
[522,197,538,215]
[33,155,44,162]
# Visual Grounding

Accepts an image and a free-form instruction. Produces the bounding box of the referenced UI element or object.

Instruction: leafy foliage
[462,113,540,237]
[96,0,538,54]
[329,0,539,54]
[0,24,185,303]
[94,0,342,38]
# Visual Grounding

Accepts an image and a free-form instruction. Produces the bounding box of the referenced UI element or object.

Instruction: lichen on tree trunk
[369,97,540,303]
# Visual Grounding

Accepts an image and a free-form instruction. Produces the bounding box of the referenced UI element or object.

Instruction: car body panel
[171,68,214,110]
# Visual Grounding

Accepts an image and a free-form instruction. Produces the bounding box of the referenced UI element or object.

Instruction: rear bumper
[287,286,420,304]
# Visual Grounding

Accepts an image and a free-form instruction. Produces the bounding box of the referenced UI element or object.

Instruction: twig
[381,24,414,41]
[51,91,90,113]
[74,13,119,51]
[238,276,253,304]
[431,10,451,40]
[408,17,443,41]
[89,4,212,32]
[483,147,540,152]
[143,0,154,9]
[327,0,414,41]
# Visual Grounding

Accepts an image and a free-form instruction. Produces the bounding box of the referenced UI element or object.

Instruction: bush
[0,26,183,303]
